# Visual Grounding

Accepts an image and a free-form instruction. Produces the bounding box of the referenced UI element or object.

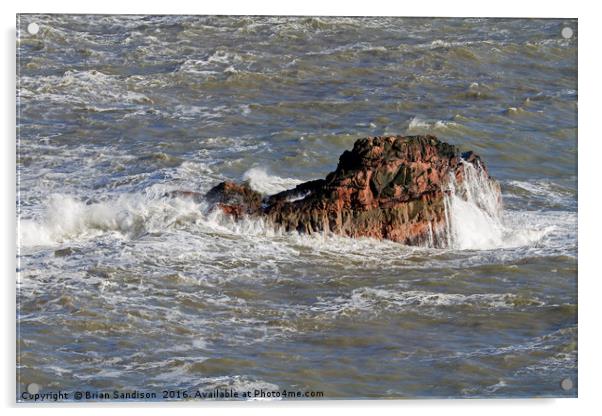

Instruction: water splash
[18,190,206,247]
[442,160,548,250]
[20,164,554,252]
[242,167,303,195]
[443,161,504,249]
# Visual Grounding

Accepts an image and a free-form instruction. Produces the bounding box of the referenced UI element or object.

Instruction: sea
[16,15,577,400]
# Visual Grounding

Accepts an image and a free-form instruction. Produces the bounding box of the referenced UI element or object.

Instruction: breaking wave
[442,161,553,250]
[242,167,303,195]
[18,190,205,247]
[19,161,567,255]
[406,116,458,133]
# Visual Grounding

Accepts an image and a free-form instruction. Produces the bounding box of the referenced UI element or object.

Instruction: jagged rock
[203,135,499,246]
[204,181,263,219]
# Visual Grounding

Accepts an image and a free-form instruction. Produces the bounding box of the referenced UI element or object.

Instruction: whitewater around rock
[199,135,502,248]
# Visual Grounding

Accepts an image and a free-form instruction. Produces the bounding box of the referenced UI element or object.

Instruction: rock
[205,181,263,220]
[203,135,499,247]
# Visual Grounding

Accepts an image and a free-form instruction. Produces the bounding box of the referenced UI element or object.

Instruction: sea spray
[18,190,206,247]
[442,160,504,250]
[242,167,303,195]
[20,163,551,252]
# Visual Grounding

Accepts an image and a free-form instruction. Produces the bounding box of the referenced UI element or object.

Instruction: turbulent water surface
[17,15,577,399]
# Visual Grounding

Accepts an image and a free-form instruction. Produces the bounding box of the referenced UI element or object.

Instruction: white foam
[407,116,457,133]
[176,50,245,75]
[427,39,487,49]
[242,167,303,195]
[311,287,545,317]
[18,160,572,261]
[19,190,205,247]
[506,179,575,208]
[20,70,151,107]
[306,42,388,56]
[442,161,551,250]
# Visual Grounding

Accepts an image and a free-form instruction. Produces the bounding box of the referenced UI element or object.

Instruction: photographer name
[20,388,324,402]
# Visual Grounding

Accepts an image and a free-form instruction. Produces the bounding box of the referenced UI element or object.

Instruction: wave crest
[242,167,303,195]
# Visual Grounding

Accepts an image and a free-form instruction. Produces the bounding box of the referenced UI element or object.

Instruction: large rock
[203,135,499,247]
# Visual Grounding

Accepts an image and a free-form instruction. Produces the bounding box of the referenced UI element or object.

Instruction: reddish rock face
[204,135,498,247]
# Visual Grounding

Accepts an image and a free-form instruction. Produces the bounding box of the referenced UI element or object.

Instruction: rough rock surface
[202,135,498,246]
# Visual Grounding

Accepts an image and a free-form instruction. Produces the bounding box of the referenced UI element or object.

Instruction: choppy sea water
[17,15,577,400]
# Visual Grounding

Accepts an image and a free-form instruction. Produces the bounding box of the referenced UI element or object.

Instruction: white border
[3,1,599,415]
[5,0,581,18]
